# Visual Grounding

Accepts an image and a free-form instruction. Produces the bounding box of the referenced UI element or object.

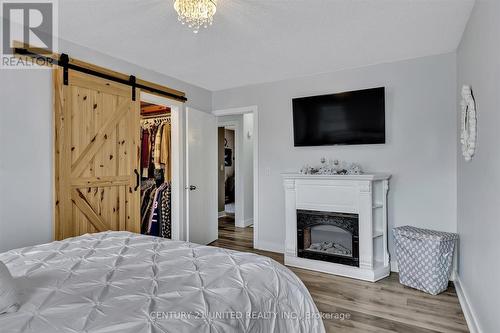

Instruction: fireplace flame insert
[297,210,359,267]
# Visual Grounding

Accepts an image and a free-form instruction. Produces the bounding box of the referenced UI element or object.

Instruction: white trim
[140,92,184,241]
[211,114,219,243]
[390,260,398,273]
[218,211,226,218]
[213,106,257,117]
[287,256,389,282]
[236,218,253,228]
[185,109,191,242]
[257,240,284,254]
[213,106,260,249]
[454,275,482,333]
[281,172,391,181]
[253,109,259,249]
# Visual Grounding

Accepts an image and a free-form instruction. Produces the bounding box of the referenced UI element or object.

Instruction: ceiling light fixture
[173,0,217,33]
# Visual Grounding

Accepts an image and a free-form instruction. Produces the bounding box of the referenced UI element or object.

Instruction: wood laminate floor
[210,217,469,333]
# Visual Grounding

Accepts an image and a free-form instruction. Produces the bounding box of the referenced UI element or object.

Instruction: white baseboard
[242,218,254,227]
[218,211,226,218]
[454,275,482,333]
[235,219,253,228]
[390,260,398,273]
[255,240,284,254]
[450,270,457,281]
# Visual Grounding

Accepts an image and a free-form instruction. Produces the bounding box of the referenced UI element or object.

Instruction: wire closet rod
[141,116,170,129]
[141,115,170,120]
[13,48,188,102]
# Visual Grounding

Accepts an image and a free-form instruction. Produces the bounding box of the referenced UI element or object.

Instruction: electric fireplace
[297,210,359,267]
[283,173,391,281]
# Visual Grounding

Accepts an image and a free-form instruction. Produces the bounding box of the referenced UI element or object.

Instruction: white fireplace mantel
[282,173,391,282]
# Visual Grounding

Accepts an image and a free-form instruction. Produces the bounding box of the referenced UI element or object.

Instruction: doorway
[51,60,187,241]
[218,126,236,218]
[213,107,258,249]
[140,92,183,241]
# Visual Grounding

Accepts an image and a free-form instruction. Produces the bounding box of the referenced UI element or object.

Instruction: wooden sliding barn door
[54,68,141,240]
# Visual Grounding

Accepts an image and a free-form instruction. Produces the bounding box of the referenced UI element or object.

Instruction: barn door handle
[134,169,140,191]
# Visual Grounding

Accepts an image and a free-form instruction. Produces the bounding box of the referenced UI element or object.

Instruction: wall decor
[300,158,363,175]
[460,85,477,162]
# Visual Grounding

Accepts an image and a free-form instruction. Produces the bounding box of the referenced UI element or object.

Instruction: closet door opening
[52,58,187,242]
[139,92,183,240]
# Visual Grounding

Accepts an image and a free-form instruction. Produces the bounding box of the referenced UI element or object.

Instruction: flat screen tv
[292,87,385,146]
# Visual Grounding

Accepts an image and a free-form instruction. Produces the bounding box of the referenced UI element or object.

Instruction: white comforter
[0,232,325,333]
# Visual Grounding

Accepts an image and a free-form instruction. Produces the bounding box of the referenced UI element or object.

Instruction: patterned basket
[393,226,458,295]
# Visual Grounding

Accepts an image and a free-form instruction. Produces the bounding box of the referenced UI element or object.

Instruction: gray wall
[457,0,500,332]
[0,69,53,252]
[0,38,212,253]
[213,53,458,259]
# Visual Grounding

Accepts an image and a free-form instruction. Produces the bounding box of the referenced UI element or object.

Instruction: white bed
[0,231,325,333]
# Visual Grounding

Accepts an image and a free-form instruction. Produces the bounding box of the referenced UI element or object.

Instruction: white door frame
[141,92,185,241]
[213,106,260,249]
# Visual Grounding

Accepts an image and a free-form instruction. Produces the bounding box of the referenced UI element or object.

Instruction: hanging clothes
[141,129,150,168]
[153,123,164,169]
[147,125,158,178]
[147,184,162,236]
[147,183,171,238]
[140,179,156,215]
[160,123,171,182]
[141,129,151,178]
[159,183,172,238]
[140,180,157,234]
[139,115,172,238]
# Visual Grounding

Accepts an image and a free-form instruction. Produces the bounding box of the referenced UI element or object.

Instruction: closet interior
[140,102,172,238]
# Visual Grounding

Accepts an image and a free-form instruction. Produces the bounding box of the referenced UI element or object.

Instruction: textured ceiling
[58,0,474,91]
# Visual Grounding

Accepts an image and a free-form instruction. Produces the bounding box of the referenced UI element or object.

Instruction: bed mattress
[0,231,325,333]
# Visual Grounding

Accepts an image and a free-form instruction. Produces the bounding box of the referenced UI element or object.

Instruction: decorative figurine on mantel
[300,157,363,175]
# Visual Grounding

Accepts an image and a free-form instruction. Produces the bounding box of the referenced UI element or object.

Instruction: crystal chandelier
[174,0,217,33]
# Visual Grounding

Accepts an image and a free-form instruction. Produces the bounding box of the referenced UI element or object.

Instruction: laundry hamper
[393,226,458,295]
